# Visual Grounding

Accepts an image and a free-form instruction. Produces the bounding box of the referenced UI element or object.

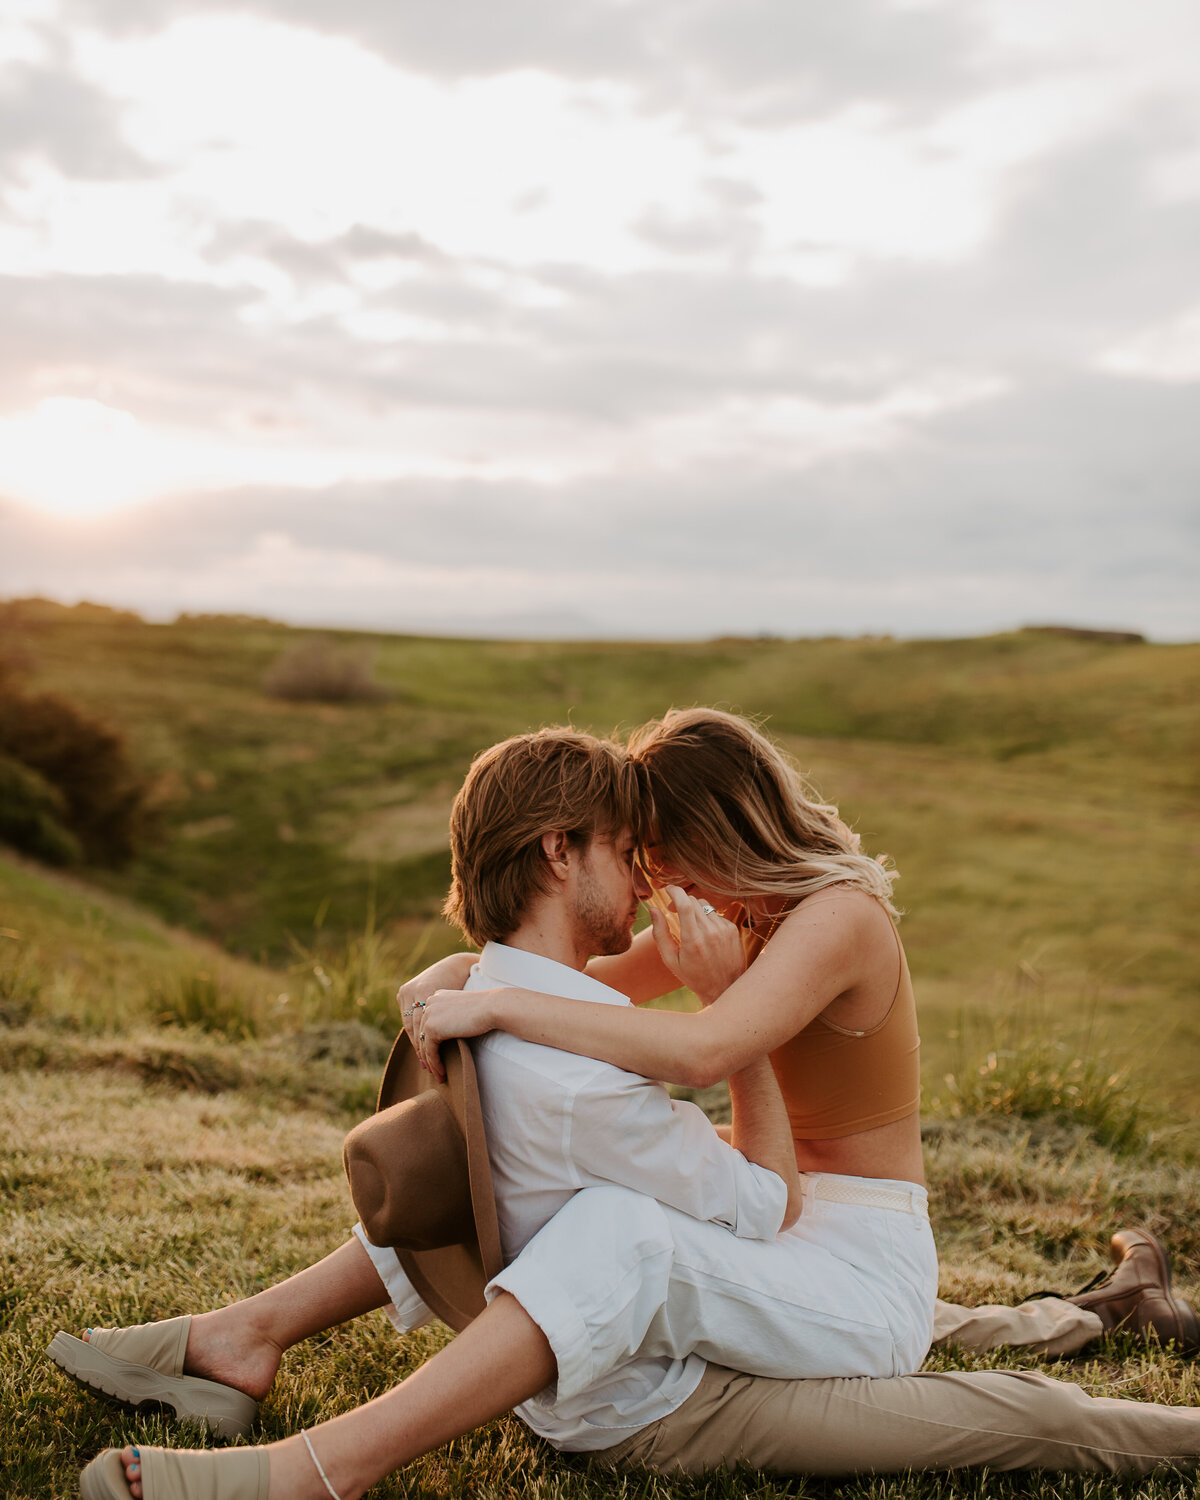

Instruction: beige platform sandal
[79,1444,269,1500]
[48,1318,258,1440]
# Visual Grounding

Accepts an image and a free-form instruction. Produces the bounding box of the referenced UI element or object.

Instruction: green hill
[2,599,1198,1130]
[3,602,1200,1500]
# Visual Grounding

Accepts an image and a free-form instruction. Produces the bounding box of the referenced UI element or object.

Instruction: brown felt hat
[343,1031,503,1332]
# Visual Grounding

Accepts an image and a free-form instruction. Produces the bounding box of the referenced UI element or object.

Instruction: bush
[0,753,82,866]
[262,637,388,703]
[0,684,152,866]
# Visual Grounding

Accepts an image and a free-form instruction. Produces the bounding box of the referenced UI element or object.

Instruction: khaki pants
[932,1294,1103,1358]
[600,1361,1200,1477]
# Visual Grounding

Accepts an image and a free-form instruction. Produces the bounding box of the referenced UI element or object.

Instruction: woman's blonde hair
[627,707,899,919]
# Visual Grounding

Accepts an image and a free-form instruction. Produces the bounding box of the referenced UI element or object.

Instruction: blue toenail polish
[131,1447,139,1458]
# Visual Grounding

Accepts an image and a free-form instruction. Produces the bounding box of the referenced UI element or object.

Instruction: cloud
[5,2,1197,642]
[3,369,1195,639]
[63,0,990,128]
[0,53,156,181]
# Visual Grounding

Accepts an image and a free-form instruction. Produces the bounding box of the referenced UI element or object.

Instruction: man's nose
[632,862,653,900]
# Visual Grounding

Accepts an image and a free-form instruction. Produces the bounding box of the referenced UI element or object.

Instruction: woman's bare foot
[116,1447,143,1500]
[83,1305,281,1403]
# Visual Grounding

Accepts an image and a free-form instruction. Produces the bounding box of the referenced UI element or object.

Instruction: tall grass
[928,998,1152,1155]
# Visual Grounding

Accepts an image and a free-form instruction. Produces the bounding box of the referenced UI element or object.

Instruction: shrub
[0,684,152,866]
[262,637,388,703]
[0,753,82,866]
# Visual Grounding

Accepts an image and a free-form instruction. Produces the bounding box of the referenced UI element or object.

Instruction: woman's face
[636,843,742,925]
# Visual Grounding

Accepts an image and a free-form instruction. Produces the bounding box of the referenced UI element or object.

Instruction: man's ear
[541,830,572,883]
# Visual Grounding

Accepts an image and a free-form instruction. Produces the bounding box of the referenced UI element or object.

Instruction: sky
[1,0,1198,641]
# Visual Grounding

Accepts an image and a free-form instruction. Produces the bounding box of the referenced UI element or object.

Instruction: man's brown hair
[444,728,642,946]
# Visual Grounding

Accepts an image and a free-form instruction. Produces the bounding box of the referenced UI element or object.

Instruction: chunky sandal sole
[48,1332,257,1440]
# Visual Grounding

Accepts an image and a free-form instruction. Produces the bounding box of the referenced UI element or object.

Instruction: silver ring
[402,1006,415,1019]
[700,903,717,915]
[419,1031,426,1044]
[414,999,428,1010]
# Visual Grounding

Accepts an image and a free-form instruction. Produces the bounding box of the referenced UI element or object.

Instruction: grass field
[2,602,1199,1497]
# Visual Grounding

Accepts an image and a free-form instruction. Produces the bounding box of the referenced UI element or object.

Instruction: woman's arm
[416,888,883,1088]
[584,925,681,1005]
[726,1056,803,1226]
[396,951,478,1049]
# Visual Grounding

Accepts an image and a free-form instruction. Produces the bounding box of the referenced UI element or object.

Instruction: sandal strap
[81,1447,269,1500]
[90,1316,191,1377]
[142,1445,269,1500]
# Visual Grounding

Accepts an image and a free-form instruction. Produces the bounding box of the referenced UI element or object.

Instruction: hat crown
[344,1092,473,1250]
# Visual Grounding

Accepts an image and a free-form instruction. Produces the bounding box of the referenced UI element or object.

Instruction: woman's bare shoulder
[786,884,891,928]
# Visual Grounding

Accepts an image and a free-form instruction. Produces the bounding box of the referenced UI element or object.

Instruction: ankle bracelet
[301,1428,345,1500]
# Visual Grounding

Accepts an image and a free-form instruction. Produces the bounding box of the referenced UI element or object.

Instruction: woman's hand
[649,885,746,1006]
[397,952,477,1055]
[412,988,501,1082]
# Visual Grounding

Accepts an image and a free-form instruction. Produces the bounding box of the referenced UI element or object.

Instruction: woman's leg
[110,1292,555,1500]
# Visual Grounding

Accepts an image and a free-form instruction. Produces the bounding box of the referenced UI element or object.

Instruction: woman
[412,706,923,1184]
[407,706,933,1368]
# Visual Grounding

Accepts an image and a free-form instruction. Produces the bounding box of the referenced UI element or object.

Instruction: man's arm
[563,1065,798,1240]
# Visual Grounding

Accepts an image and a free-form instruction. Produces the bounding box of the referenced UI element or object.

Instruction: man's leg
[932,1296,1102,1358]
[605,1362,1200,1478]
[932,1229,1198,1358]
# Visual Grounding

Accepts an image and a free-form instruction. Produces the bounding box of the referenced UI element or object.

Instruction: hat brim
[374,1031,504,1331]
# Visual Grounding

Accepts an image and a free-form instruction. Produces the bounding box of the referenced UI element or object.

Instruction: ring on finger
[700,903,717,915]
[419,1031,426,1043]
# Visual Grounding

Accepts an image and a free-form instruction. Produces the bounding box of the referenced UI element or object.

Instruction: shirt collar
[477,942,631,1008]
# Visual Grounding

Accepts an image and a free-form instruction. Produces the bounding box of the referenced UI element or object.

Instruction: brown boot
[1065,1228,1199,1353]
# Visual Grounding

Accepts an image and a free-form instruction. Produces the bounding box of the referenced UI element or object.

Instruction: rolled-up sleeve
[566,1072,787,1241]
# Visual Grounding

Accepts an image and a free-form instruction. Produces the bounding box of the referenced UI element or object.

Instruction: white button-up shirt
[361,940,787,1450]
[470,941,789,1259]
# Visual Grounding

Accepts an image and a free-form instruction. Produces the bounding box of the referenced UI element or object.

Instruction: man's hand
[397,951,477,1055]
[649,886,746,1006]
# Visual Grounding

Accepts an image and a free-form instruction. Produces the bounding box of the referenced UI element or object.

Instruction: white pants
[490,1173,937,1401]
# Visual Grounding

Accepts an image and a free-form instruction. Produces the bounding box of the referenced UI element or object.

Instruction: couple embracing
[52,710,1199,1498]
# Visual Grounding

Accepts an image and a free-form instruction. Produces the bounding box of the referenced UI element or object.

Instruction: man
[57,729,1199,1499]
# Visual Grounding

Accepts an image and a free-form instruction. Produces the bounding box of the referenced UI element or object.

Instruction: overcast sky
[1,0,1197,640]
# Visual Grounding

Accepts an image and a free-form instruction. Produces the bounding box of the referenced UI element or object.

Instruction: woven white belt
[801,1174,927,1218]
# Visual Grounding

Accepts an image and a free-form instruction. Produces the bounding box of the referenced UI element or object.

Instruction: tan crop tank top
[767,922,921,1141]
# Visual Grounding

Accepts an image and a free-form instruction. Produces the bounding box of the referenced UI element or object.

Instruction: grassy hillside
[3,600,1197,1130]
[2,604,1199,1497]
[2,852,1199,1500]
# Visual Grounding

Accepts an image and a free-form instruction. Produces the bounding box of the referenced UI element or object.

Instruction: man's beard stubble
[571,871,634,958]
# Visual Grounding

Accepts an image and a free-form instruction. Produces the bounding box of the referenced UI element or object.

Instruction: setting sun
[0,398,164,516]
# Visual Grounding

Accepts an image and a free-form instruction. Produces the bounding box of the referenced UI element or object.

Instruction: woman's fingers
[665,885,746,1004]
[647,904,683,974]
[416,996,447,1081]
